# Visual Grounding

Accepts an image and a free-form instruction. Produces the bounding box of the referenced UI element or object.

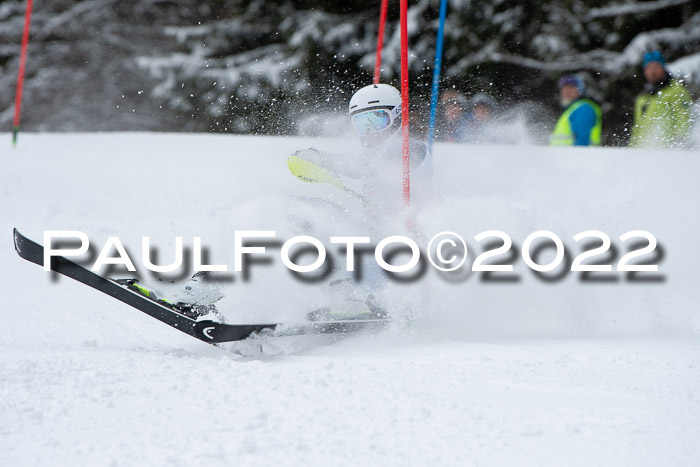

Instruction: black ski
[13,229,388,343]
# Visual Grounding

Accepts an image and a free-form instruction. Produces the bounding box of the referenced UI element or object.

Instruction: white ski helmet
[349,84,402,147]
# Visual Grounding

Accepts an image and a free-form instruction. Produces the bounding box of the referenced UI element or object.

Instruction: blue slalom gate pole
[427,0,448,154]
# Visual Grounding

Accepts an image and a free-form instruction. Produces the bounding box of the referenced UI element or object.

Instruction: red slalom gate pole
[373,0,389,84]
[399,0,410,210]
[13,0,34,146]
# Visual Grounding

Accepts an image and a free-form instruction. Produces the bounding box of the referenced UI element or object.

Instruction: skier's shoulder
[379,136,430,165]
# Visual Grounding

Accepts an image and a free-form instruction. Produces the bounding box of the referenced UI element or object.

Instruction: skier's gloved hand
[287,150,372,205]
[288,150,343,188]
[289,148,329,181]
[292,147,324,166]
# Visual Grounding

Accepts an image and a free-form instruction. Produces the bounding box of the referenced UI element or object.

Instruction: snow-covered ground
[2,133,699,466]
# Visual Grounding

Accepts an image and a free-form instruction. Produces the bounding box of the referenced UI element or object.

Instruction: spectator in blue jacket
[550,75,602,146]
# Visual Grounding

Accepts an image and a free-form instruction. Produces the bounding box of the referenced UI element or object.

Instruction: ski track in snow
[1,133,699,466]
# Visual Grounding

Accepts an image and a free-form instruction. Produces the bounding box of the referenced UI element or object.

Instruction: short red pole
[13,0,34,146]
[373,0,389,84]
[399,0,410,208]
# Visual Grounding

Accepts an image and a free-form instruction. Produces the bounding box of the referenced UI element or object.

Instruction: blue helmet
[643,51,666,68]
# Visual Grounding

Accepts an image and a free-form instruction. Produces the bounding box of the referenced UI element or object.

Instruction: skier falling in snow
[288,83,433,321]
[113,84,432,324]
[12,85,433,343]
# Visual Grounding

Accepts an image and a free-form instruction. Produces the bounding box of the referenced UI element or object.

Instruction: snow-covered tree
[1,0,698,143]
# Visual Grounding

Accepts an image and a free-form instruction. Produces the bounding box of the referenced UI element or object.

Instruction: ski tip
[12,228,21,253]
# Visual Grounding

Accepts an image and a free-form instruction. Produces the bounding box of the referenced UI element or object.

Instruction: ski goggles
[351,109,392,136]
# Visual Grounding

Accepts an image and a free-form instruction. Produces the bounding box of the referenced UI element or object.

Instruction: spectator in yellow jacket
[550,75,602,146]
[630,51,692,148]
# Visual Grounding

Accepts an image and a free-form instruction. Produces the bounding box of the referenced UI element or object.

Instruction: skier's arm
[569,104,597,146]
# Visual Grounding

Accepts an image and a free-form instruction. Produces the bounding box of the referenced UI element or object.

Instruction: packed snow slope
[1,133,699,466]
